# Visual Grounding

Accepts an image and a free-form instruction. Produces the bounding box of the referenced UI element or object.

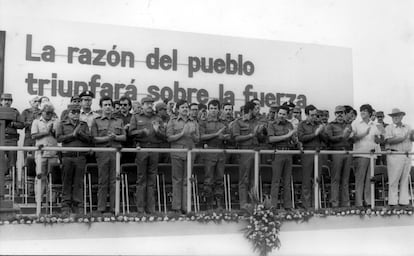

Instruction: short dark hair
[304,104,317,115]
[198,103,207,111]
[189,103,198,109]
[208,99,221,109]
[278,105,290,113]
[360,104,374,116]
[99,96,113,107]
[344,105,354,114]
[119,96,132,106]
[176,99,188,109]
[223,102,233,110]
[244,101,256,113]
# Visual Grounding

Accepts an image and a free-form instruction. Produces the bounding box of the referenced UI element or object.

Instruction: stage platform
[1,214,414,255]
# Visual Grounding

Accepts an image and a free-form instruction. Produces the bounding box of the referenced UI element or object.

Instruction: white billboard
[0,17,353,115]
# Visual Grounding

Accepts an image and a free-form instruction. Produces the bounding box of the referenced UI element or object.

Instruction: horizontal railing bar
[0,146,413,156]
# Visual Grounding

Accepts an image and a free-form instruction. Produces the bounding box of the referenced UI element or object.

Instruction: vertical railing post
[115,149,121,215]
[370,154,375,209]
[186,149,192,213]
[254,150,260,197]
[314,151,319,210]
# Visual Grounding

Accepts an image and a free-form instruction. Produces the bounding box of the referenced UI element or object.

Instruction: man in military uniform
[21,96,40,160]
[297,104,326,209]
[56,103,91,214]
[91,96,126,214]
[233,101,262,209]
[129,96,166,214]
[268,105,296,209]
[60,95,81,121]
[79,90,100,130]
[167,100,199,213]
[0,93,24,175]
[114,96,134,164]
[199,99,230,209]
[325,105,353,207]
[155,102,171,163]
[220,103,238,164]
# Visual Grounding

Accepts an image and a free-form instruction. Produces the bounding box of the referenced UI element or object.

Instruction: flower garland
[1,206,413,256]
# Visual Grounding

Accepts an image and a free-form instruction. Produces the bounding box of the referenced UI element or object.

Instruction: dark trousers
[330,154,352,207]
[271,154,292,208]
[239,152,254,207]
[4,140,17,174]
[354,157,371,207]
[96,152,116,212]
[204,153,225,200]
[171,156,191,211]
[301,154,322,209]
[135,152,158,213]
[62,156,86,208]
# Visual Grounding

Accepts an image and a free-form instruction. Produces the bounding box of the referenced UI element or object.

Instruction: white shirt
[351,119,381,158]
[385,123,412,152]
[31,116,59,157]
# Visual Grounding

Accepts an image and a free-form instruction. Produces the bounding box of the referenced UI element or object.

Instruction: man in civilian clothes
[233,102,262,209]
[384,108,414,208]
[199,99,230,209]
[351,104,381,207]
[31,103,59,206]
[56,103,91,214]
[91,96,126,214]
[167,100,199,214]
[267,105,296,210]
[325,105,353,207]
[297,104,326,209]
[129,96,166,214]
[114,95,135,163]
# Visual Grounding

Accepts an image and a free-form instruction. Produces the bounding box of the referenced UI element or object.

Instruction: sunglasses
[293,111,301,114]
[120,104,129,107]
[44,111,54,115]
[70,110,81,114]
[377,116,384,118]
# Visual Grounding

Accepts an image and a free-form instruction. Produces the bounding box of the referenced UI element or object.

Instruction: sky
[1,0,413,125]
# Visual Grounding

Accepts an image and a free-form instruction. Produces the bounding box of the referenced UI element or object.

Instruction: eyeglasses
[293,111,301,114]
[44,111,54,115]
[120,104,129,107]
[376,116,384,118]
[335,111,344,115]
[70,110,81,114]
[2,99,12,102]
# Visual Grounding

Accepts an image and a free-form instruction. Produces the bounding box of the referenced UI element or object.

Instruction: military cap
[79,90,95,98]
[334,105,345,113]
[70,95,81,102]
[1,93,13,100]
[67,103,81,111]
[141,96,154,104]
[155,102,167,111]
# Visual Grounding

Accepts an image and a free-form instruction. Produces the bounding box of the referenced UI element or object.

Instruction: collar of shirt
[393,123,405,128]
[206,115,219,122]
[176,115,189,122]
[99,115,116,120]
[81,110,94,115]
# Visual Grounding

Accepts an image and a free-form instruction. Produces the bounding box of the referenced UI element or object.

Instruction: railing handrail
[0,145,413,155]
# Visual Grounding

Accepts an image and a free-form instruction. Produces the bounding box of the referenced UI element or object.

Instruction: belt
[62,152,87,157]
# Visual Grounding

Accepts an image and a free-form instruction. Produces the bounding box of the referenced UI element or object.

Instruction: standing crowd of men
[1,91,414,215]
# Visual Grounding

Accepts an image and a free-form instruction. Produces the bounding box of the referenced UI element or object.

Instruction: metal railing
[0,145,413,215]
